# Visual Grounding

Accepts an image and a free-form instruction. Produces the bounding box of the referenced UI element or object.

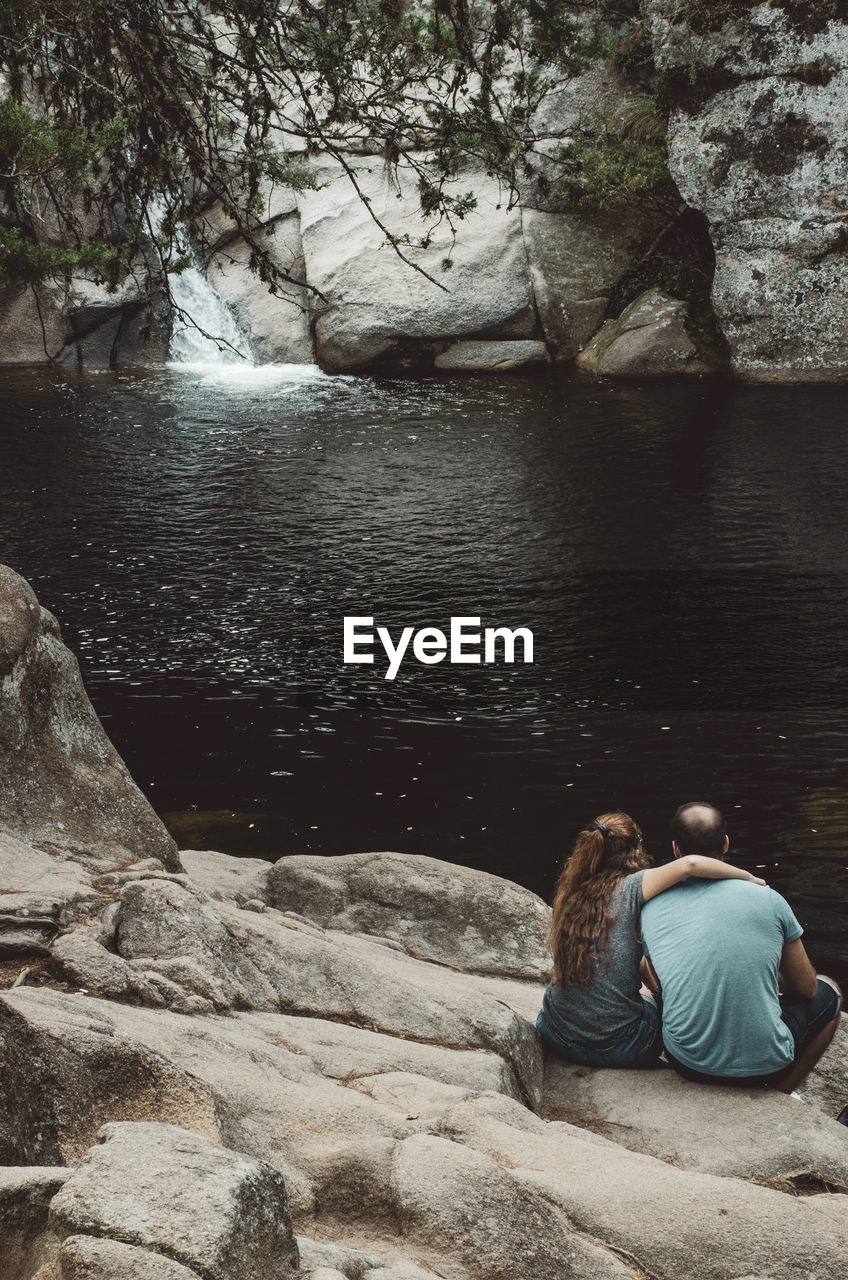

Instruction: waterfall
[148,198,253,365]
[148,198,330,384]
[168,261,254,365]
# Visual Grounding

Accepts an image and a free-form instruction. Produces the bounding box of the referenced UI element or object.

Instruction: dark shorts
[536,997,663,1069]
[665,977,842,1087]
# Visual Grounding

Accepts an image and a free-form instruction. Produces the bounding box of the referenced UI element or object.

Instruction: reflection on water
[1,365,848,982]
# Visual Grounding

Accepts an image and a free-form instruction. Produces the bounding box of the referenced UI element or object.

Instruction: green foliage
[0,225,118,285]
[0,97,126,187]
[555,95,675,215]
[0,0,617,296]
[0,0,725,336]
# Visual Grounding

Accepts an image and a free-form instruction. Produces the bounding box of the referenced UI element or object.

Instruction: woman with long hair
[537,811,764,1068]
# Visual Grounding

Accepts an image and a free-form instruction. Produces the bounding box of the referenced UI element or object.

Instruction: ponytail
[549,812,648,987]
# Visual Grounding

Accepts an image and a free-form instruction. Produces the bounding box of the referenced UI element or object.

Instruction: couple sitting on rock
[537,802,842,1092]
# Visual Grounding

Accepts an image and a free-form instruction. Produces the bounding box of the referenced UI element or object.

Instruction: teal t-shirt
[640,879,803,1077]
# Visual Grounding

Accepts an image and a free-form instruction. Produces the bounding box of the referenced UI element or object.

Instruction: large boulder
[521,208,634,360]
[49,1122,299,1280]
[0,565,178,873]
[647,1,848,381]
[298,158,538,372]
[203,192,315,365]
[542,1056,848,1184]
[265,851,551,981]
[577,289,713,377]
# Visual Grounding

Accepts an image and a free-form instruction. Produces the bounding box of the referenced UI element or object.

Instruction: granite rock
[0,565,178,874]
[434,340,549,371]
[577,289,712,377]
[49,1122,299,1280]
[647,2,848,381]
[59,1234,203,1280]
[265,851,551,981]
[542,1054,848,1183]
[0,1166,70,1280]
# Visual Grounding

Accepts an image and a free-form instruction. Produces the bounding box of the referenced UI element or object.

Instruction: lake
[2,362,847,981]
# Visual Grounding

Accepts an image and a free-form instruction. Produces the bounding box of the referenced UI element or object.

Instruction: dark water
[2,363,848,982]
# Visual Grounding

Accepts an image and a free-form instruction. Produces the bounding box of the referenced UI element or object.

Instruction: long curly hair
[549,811,650,987]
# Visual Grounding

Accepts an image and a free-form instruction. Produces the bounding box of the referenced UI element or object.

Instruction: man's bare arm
[640,954,661,995]
[779,938,818,1002]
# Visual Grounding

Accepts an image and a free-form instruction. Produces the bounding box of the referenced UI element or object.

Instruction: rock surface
[0,1166,70,1280]
[0,988,221,1165]
[0,565,178,875]
[178,849,272,907]
[434,339,549,371]
[0,278,166,372]
[446,1092,848,1280]
[520,207,633,361]
[108,873,543,1098]
[798,1011,848,1117]
[543,1055,848,1183]
[265,851,551,980]
[204,192,315,365]
[299,159,537,373]
[647,1,848,381]
[577,289,712,377]
[2,565,848,1280]
[59,1235,204,1280]
[49,1122,299,1280]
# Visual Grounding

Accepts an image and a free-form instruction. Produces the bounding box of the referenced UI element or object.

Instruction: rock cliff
[1,565,847,1280]
[647,1,848,382]
[4,4,848,380]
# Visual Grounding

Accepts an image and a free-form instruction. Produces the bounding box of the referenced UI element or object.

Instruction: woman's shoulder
[619,869,646,890]
[614,870,646,905]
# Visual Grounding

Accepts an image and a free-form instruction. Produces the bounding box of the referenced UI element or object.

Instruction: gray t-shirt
[542,870,647,1048]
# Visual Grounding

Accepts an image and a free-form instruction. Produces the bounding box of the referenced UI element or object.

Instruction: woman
[536,811,765,1068]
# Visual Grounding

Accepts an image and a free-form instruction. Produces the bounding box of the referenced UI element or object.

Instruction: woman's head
[566,811,646,881]
[549,811,649,987]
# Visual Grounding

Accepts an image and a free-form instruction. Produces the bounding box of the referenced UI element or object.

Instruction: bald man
[640,802,842,1092]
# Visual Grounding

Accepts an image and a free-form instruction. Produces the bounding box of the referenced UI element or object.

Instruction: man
[640,801,842,1091]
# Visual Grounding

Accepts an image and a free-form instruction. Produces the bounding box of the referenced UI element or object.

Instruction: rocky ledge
[2,561,847,1280]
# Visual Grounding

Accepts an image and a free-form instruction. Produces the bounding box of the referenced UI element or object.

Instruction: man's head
[671,802,729,858]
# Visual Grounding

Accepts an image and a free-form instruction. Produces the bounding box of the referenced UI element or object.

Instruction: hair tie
[593,823,608,835]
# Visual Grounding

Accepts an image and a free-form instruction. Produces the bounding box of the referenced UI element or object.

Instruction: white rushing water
[172,360,333,388]
[146,197,254,365]
[150,200,331,385]
[168,261,254,365]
